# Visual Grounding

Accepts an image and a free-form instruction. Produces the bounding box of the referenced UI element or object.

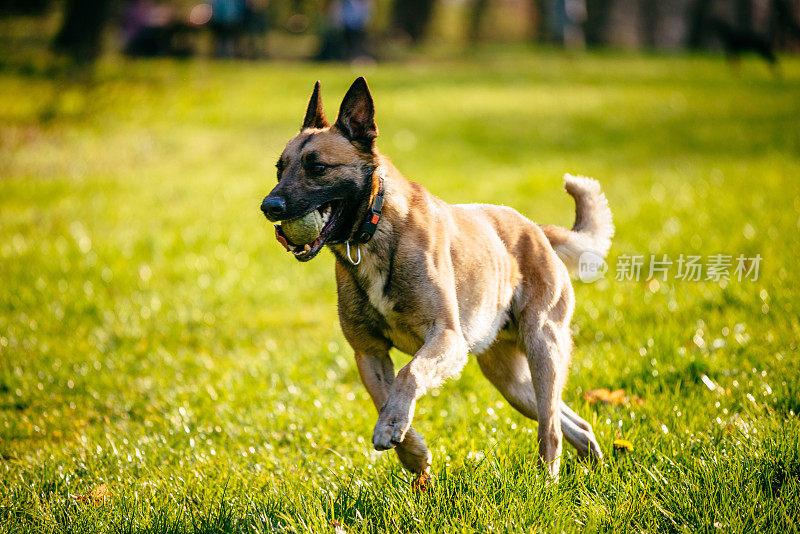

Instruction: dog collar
[354,173,384,244]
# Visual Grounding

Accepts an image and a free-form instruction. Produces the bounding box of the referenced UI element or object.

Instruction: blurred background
[1,0,800,66]
[2,0,800,531]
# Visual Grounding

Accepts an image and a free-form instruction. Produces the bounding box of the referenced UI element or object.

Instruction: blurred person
[242,0,269,59]
[340,0,371,59]
[554,0,586,48]
[317,0,345,60]
[120,0,158,55]
[317,0,372,61]
[210,0,246,57]
[120,0,177,56]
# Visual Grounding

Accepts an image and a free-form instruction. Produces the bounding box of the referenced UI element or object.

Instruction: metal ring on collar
[346,241,361,266]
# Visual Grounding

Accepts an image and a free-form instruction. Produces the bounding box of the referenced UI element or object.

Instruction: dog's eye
[311,163,327,174]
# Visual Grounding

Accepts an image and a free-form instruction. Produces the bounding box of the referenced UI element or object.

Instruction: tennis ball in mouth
[281,211,324,245]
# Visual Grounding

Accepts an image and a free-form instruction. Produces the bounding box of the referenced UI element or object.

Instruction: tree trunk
[52,0,112,63]
[687,0,712,49]
[468,0,490,43]
[585,0,612,46]
[531,0,553,42]
[639,0,659,48]
[0,0,50,15]
[736,0,752,32]
[391,0,437,43]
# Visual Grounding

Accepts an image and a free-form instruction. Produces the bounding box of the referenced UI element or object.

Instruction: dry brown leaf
[582,388,607,403]
[607,389,626,404]
[77,483,110,505]
[582,388,644,406]
[583,388,620,404]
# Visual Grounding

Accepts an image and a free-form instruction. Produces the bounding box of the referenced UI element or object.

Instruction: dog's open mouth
[274,200,343,261]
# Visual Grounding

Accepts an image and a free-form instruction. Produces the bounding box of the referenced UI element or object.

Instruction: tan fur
[264,79,613,480]
[540,174,614,272]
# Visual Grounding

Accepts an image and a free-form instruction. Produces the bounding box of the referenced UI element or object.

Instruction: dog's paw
[588,439,604,465]
[372,408,411,451]
[395,428,433,473]
[372,419,406,450]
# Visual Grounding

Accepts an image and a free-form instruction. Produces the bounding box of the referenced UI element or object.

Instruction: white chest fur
[353,252,423,355]
[355,252,393,316]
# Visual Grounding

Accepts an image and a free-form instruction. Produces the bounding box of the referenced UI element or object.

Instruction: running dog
[260,77,613,481]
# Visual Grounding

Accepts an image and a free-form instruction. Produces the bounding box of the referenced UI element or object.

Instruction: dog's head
[260,77,379,261]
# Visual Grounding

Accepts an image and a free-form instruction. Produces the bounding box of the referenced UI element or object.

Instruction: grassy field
[1,50,800,532]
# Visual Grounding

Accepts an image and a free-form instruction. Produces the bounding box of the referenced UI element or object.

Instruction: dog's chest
[358,255,393,317]
[355,255,423,354]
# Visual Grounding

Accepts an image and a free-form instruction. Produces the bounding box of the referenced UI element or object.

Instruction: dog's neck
[329,157,409,271]
[350,165,386,244]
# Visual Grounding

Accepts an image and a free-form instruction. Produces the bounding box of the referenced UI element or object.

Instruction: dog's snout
[261,196,287,221]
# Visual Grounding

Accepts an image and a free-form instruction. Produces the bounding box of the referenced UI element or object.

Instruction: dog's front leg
[372,327,468,451]
[355,352,432,474]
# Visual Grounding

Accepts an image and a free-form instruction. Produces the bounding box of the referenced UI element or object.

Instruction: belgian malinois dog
[260,77,613,481]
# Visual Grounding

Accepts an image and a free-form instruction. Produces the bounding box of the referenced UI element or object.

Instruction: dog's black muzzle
[260,196,287,221]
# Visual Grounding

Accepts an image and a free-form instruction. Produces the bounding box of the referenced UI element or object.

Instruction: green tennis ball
[281,211,324,245]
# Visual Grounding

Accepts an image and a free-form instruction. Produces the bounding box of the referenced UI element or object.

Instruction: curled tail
[540,174,614,273]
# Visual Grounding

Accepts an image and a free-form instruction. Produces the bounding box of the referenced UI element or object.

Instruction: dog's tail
[540,174,614,273]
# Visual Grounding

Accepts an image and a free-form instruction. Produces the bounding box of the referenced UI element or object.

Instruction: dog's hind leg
[558,402,602,460]
[520,309,571,479]
[355,351,432,474]
[476,341,603,462]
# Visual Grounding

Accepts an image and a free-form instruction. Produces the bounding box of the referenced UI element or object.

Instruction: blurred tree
[584,0,611,45]
[735,0,752,31]
[530,0,553,42]
[639,0,658,48]
[0,0,50,15]
[772,0,800,48]
[52,0,112,63]
[391,0,436,42]
[687,0,711,49]
[468,0,489,42]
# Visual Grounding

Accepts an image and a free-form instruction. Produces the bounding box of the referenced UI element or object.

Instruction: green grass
[1,50,800,532]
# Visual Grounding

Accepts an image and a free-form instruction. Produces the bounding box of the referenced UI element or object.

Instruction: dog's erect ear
[335,77,377,145]
[302,81,329,129]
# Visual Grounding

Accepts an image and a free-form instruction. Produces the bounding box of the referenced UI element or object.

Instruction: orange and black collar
[354,176,384,244]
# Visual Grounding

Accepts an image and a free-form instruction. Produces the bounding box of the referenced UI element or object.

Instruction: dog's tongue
[274,225,294,252]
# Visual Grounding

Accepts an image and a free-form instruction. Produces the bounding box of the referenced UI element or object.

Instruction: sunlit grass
[1,50,799,532]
